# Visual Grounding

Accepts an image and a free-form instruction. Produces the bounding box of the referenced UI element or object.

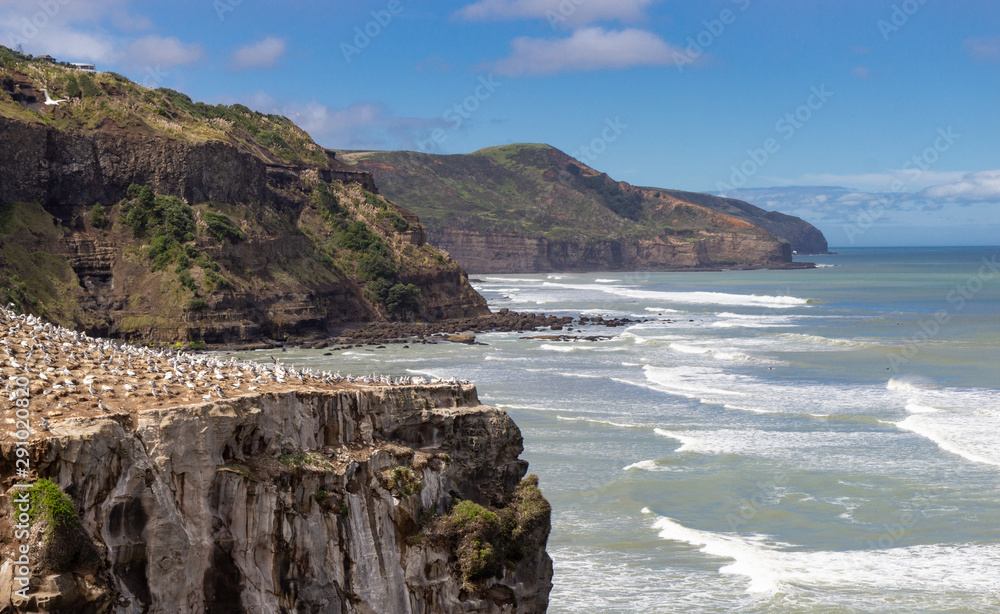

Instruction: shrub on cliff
[24,479,98,574]
[26,479,79,534]
[340,220,382,252]
[357,251,396,282]
[428,475,551,586]
[64,74,81,99]
[203,211,245,243]
[89,203,107,229]
[122,186,194,243]
[77,73,102,98]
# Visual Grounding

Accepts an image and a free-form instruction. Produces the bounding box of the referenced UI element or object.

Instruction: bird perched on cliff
[98,398,109,412]
[39,417,51,431]
[40,88,66,106]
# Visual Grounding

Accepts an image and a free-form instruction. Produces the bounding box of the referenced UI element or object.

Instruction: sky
[2,0,999,247]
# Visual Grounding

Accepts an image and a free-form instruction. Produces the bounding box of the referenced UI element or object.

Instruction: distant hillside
[343,144,828,273]
[0,47,486,345]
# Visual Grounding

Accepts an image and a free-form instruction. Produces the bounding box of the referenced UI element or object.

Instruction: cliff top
[0,45,331,169]
[0,306,466,442]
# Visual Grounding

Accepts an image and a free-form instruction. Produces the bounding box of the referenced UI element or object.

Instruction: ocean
[236,247,1000,613]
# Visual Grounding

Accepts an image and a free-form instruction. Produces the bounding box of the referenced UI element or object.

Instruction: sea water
[234,247,1000,613]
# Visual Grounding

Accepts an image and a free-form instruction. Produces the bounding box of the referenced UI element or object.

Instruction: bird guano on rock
[0,305,470,438]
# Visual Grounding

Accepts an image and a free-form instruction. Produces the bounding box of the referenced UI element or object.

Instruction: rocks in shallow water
[446,334,476,344]
[335,310,641,346]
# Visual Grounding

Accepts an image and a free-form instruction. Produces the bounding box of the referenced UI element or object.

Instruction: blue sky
[3,0,999,246]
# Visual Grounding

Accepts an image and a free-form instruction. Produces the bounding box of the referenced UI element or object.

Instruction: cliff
[343,145,828,273]
[0,309,552,613]
[0,48,488,347]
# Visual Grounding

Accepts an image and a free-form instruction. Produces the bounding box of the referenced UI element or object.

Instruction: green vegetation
[379,466,422,497]
[279,452,334,471]
[428,475,550,586]
[26,479,80,535]
[203,211,245,243]
[64,74,81,99]
[122,185,194,243]
[219,464,254,480]
[119,184,237,302]
[0,47,327,166]
[77,73,101,98]
[0,51,491,337]
[89,203,107,228]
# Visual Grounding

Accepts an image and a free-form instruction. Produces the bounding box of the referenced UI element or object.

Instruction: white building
[70,62,96,72]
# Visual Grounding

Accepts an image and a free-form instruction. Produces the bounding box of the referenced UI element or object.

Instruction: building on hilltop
[70,62,96,72]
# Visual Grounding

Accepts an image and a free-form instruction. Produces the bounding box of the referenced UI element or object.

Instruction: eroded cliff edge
[0,385,552,613]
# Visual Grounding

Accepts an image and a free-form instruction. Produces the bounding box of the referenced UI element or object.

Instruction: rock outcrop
[0,387,552,613]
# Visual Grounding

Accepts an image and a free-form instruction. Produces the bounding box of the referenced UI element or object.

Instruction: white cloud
[123,35,203,68]
[766,170,968,193]
[0,0,159,62]
[717,185,1000,246]
[455,0,655,26]
[229,36,286,71]
[963,37,1000,63]
[231,93,449,151]
[494,27,687,76]
[918,170,1000,202]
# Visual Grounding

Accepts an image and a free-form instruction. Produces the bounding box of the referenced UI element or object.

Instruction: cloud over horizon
[716,183,1000,246]
[918,170,1000,202]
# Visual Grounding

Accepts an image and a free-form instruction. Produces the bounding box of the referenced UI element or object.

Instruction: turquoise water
[237,247,1000,613]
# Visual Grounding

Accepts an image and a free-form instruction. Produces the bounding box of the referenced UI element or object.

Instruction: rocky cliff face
[0,116,488,345]
[0,385,552,613]
[429,228,791,274]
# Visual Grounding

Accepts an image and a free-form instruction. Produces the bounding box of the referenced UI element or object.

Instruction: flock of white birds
[1,305,467,432]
